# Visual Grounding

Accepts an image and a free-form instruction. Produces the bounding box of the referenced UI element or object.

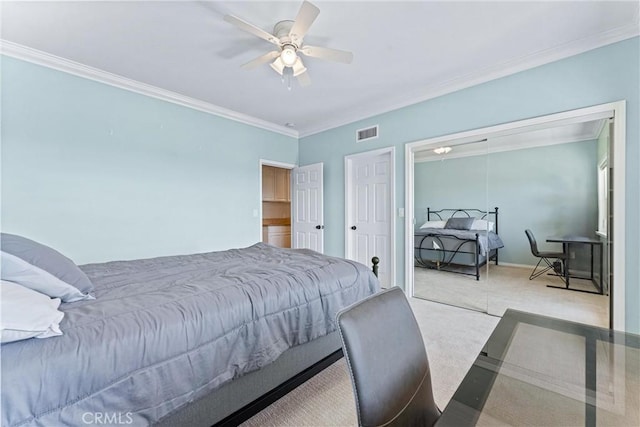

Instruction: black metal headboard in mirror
[427,207,499,234]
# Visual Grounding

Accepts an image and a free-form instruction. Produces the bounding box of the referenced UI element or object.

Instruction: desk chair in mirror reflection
[526,229,604,295]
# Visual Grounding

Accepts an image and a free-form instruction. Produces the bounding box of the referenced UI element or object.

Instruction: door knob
[351,226,357,230]
[315,225,324,230]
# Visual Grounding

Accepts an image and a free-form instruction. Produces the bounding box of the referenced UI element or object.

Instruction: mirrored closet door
[485,120,611,328]
[410,111,614,330]
[412,140,490,313]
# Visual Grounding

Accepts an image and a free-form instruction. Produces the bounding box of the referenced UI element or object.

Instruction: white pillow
[419,220,446,229]
[1,251,93,302]
[472,219,495,231]
[1,280,65,344]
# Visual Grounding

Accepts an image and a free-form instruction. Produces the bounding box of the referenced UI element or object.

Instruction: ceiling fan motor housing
[274,20,298,46]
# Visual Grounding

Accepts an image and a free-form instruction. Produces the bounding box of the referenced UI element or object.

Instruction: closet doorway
[405,101,626,331]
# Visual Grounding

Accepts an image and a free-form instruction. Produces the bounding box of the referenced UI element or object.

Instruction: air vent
[356,125,379,142]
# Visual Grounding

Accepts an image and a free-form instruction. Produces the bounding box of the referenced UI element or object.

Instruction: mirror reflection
[412,119,610,328]
[413,139,490,313]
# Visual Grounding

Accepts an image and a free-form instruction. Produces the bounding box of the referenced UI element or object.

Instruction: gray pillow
[0,233,93,300]
[444,217,475,230]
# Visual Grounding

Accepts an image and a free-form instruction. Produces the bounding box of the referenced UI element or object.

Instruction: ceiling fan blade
[289,1,320,41]
[296,70,312,87]
[300,45,353,64]
[224,14,280,46]
[241,51,280,70]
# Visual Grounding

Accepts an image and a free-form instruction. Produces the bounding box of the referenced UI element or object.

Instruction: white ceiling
[1,1,638,137]
[414,119,606,162]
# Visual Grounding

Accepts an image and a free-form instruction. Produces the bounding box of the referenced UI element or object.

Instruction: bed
[414,208,504,280]
[1,241,379,427]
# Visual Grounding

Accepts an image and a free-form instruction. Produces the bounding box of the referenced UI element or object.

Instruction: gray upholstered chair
[525,229,566,280]
[336,287,441,427]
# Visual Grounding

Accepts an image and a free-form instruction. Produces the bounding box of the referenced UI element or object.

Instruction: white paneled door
[346,149,394,287]
[292,163,324,253]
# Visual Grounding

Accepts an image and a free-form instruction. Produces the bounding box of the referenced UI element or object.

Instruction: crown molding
[2,14,637,141]
[414,134,598,163]
[299,22,639,138]
[414,119,604,163]
[0,40,299,139]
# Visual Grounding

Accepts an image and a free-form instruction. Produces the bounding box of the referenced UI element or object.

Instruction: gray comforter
[415,228,504,256]
[1,243,379,427]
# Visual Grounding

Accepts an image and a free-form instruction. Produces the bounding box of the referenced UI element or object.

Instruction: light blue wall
[299,37,640,333]
[1,57,298,264]
[414,141,598,266]
[2,39,638,332]
[414,153,488,223]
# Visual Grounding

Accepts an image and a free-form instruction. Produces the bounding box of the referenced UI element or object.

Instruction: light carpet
[240,298,500,427]
[414,264,609,328]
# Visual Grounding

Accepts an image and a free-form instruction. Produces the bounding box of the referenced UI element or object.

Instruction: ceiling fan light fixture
[270,57,285,75]
[280,45,298,67]
[433,146,452,155]
[225,1,354,88]
[292,57,307,77]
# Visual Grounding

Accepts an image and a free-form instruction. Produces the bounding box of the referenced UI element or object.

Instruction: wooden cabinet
[262,165,291,248]
[264,225,291,248]
[275,168,290,201]
[262,166,276,201]
[262,166,290,202]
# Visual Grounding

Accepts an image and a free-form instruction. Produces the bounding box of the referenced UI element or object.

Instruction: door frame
[258,159,296,243]
[345,146,396,287]
[404,101,626,331]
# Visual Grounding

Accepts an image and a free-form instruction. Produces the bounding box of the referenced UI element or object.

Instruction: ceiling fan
[223,1,353,88]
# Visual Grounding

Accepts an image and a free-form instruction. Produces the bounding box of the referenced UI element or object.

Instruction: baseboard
[496,262,591,277]
[496,262,535,269]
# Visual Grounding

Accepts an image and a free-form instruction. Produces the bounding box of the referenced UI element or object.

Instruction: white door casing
[292,163,324,253]
[345,148,395,287]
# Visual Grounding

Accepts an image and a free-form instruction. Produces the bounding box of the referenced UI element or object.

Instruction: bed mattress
[1,243,379,427]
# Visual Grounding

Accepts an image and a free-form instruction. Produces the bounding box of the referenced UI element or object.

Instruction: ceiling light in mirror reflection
[433,147,453,155]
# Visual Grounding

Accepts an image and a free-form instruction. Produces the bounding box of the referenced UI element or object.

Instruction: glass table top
[437,310,640,426]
